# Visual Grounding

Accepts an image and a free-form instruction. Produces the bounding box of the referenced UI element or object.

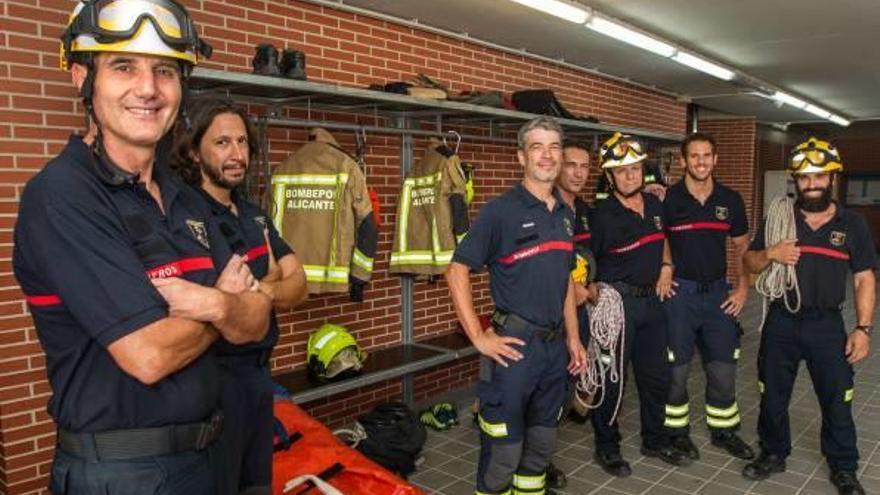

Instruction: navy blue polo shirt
[195,187,293,355]
[572,197,592,250]
[453,184,574,328]
[664,180,748,282]
[591,192,666,286]
[12,135,229,433]
[750,202,877,310]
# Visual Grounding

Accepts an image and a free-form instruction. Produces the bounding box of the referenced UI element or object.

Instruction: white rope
[332,423,367,449]
[754,196,801,329]
[574,282,625,425]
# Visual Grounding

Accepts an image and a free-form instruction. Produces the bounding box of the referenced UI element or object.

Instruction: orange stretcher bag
[272,398,424,495]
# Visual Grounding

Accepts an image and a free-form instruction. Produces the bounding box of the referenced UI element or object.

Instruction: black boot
[830,470,866,495]
[742,451,785,480]
[641,445,692,467]
[711,432,755,460]
[594,451,632,478]
[280,49,307,80]
[671,435,700,460]
[252,44,280,76]
[546,462,567,489]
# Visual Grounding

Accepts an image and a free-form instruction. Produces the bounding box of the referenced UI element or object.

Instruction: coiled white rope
[754,196,801,329]
[574,282,625,425]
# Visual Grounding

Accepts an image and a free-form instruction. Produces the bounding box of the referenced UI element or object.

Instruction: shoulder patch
[186,220,210,249]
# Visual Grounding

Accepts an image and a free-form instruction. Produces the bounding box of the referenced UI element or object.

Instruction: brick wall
[0,0,687,493]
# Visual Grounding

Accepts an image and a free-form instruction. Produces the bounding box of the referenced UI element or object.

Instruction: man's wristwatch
[855,325,872,336]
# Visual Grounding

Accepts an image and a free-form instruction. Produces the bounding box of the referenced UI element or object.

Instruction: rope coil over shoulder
[755,196,801,329]
[574,282,625,425]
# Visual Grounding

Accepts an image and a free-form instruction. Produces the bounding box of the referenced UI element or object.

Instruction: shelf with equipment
[189,68,685,142]
[188,67,682,406]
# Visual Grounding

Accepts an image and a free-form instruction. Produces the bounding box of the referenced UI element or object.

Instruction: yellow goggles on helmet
[600,132,647,169]
[61,0,211,69]
[789,137,843,175]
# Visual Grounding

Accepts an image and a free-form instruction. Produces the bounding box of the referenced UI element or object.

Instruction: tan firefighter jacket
[390,141,470,275]
[271,128,378,295]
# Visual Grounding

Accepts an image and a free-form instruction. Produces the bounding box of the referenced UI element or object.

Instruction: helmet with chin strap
[59,0,212,185]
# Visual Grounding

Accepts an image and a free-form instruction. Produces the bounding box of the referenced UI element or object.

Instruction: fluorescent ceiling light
[829,114,851,127]
[510,0,589,24]
[772,91,807,109]
[672,51,735,81]
[586,16,676,57]
[804,104,831,119]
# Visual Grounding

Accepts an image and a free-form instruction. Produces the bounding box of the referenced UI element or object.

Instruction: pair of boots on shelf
[252,44,306,80]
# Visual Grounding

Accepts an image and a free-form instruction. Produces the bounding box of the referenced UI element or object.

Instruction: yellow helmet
[789,137,843,175]
[599,132,648,169]
[60,0,211,71]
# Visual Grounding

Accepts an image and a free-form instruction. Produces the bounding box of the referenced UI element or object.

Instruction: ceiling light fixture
[510,0,589,24]
[771,91,807,109]
[586,15,676,57]
[803,104,831,119]
[672,51,735,81]
[828,114,851,127]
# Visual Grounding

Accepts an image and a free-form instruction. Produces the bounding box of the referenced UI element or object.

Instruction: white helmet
[60,0,211,70]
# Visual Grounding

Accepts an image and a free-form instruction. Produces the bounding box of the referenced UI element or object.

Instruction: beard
[795,186,832,212]
[202,161,244,190]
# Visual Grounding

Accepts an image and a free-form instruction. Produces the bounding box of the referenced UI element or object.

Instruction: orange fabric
[273,399,424,495]
[368,188,381,229]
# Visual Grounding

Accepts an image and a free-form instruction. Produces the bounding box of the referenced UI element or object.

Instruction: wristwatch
[661,262,674,270]
[855,325,872,336]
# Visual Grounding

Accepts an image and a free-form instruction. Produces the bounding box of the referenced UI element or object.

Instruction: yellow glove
[571,253,588,285]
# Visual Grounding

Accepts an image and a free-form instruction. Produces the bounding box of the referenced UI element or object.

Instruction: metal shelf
[189,68,684,142]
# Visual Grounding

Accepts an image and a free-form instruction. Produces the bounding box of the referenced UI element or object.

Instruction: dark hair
[562,140,591,154]
[680,131,717,157]
[170,97,257,185]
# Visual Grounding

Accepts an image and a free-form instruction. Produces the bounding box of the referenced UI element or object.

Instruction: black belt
[770,302,840,320]
[675,278,728,295]
[610,282,654,298]
[217,349,271,368]
[491,310,563,342]
[58,411,224,461]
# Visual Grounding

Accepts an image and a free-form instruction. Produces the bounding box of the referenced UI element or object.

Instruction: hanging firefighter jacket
[271,128,378,298]
[389,141,469,275]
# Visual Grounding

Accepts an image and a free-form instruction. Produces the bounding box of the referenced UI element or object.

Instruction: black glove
[350,278,367,302]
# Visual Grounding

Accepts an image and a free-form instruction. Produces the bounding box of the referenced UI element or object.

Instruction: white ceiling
[337,0,880,125]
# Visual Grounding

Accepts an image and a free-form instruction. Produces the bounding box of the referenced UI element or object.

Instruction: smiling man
[588,132,690,477]
[446,116,586,495]
[742,138,876,495]
[12,2,273,494]
[662,132,754,462]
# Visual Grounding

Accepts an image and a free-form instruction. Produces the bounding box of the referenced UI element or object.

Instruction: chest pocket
[217,219,247,254]
[515,217,539,245]
[122,212,178,266]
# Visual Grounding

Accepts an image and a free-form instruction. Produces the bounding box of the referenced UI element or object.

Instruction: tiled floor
[410,287,880,494]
